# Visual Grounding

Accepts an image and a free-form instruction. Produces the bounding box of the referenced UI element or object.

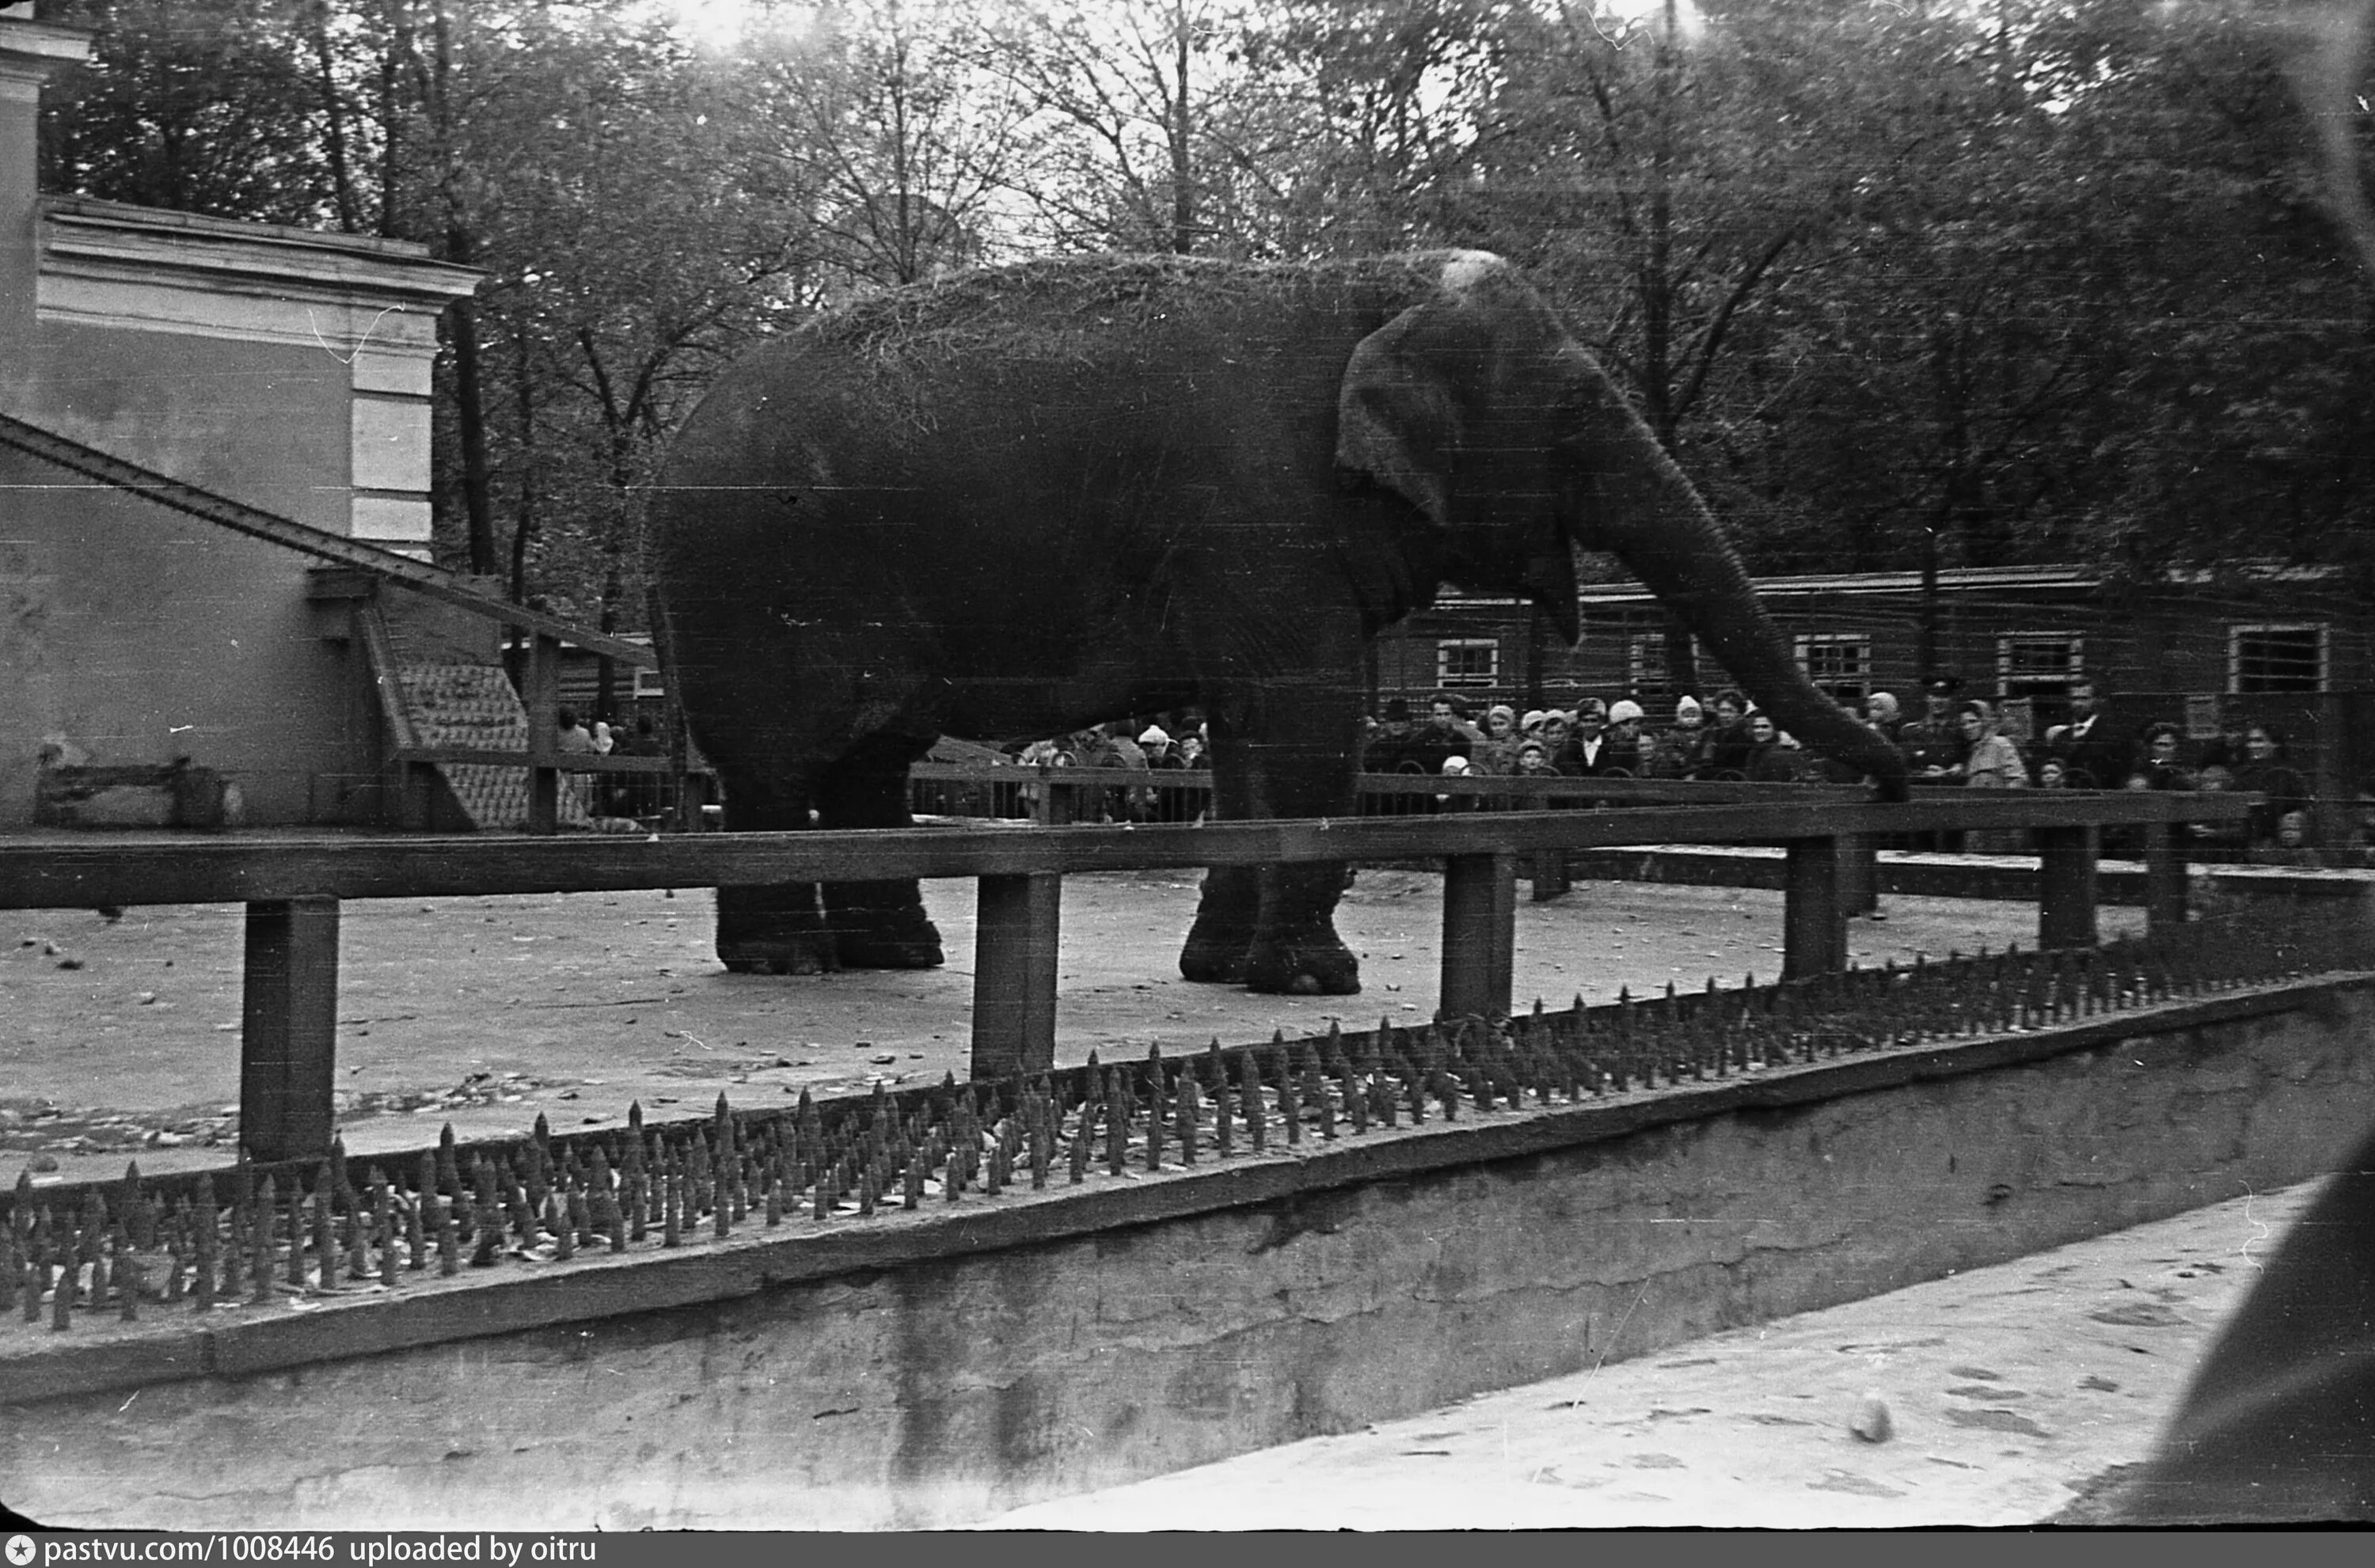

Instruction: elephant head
[1336,252,1905,790]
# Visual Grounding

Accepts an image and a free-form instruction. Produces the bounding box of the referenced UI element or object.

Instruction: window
[1436,638,1499,689]
[1794,633,1871,704]
[1997,633,2083,696]
[1628,635,1669,697]
[2230,624,2325,692]
[632,666,667,700]
[1627,632,1710,700]
[1997,632,2084,732]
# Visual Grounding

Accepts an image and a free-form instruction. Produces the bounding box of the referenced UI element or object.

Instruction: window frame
[1994,632,2085,695]
[1792,632,1873,704]
[2228,622,2328,693]
[1626,632,1707,698]
[1434,636,1500,690]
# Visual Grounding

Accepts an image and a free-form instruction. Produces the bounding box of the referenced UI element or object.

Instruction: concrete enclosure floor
[2,871,2142,1186]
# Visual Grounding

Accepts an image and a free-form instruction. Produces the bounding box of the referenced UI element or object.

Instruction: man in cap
[1560,698,1615,776]
[1898,674,1968,780]
[1362,697,1419,774]
[1896,674,1969,851]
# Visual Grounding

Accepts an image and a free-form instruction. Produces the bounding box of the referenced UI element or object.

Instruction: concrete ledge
[6,975,2373,1528]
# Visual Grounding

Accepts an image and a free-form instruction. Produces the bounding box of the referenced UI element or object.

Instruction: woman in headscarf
[1959,698,2030,852]
[1470,704,1523,776]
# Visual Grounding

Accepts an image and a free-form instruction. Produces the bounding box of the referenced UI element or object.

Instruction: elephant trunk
[1579,397,1908,793]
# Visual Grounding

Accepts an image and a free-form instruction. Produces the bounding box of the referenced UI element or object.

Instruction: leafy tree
[38,0,337,223]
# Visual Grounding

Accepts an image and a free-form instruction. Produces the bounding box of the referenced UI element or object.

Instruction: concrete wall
[6,981,2373,1530]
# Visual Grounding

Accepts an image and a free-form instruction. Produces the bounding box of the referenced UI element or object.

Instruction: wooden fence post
[2143,820,2187,936]
[240,896,340,1164]
[971,873,1062,1079]
[1783,838,1845,979]
[1526,795,1571,902]
[2038,824,2100,949]
[524,632,562,834]
[1441,852,1517,1019]
[1839,830,1879,917]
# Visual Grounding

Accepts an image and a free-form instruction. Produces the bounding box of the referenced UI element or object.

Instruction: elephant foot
[1183,865,1260,984]
[1241,928,1361,996]
[716,932,839,975]
[717,883,835,975]
[1179,927,1254,985]
[824,883,945,970]
[834,920,946,970]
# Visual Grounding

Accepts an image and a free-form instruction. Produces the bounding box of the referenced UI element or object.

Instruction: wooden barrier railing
[906,762,1865,824]
[0,790,2251,1165]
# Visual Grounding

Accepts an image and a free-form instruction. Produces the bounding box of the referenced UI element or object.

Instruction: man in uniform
[1895,676,1966,851]
[1897,675,1966,781]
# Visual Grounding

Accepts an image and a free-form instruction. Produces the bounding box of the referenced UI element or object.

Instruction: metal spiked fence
[2,902,2359,1339]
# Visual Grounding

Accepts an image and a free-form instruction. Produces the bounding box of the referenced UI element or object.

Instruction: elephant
[647,249,1906,995]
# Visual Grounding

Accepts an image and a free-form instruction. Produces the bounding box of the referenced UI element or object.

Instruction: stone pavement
[986,1180,2324,1529]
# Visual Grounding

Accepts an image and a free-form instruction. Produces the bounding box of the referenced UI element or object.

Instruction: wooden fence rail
[0,790,2251,1164]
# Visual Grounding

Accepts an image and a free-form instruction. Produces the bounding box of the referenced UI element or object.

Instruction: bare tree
[752,1,1027,287]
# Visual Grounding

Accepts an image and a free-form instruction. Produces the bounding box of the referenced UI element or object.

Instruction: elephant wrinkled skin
[648,250,1905,993]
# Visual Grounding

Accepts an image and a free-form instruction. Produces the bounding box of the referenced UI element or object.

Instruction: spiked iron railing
[3,904,2359,1341]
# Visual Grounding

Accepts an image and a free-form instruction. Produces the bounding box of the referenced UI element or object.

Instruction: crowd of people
[555,706,671,821]
[1359,690,1849,785]
[857,673,2361,864]
[1351,674,2343,862]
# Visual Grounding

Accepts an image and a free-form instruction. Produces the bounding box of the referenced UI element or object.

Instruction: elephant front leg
[1192,700,1362,997]
[712,777,837,974]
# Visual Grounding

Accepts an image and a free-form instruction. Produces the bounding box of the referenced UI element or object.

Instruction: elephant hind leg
[815,736,944,970]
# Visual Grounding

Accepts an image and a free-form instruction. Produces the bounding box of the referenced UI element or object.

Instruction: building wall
[21,321,352,535]
[32,197,464,558]
[0,16,484,828]
[0,445,367,826]
[1375,602,1585,712]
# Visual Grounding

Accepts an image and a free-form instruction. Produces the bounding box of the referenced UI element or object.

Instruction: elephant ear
[1336,304,1462,531]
